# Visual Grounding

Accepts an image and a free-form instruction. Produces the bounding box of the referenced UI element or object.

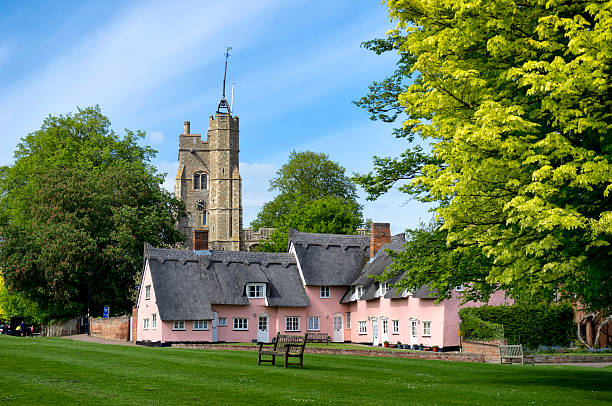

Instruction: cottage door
[212,312,218,343]
[410,319,418,346]
[333,314,344,343]
[381,317,389,344]
[372,317,379,346]
[257,316,269,343]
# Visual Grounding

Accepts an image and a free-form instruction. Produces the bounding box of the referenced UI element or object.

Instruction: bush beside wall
[459,303,574,349]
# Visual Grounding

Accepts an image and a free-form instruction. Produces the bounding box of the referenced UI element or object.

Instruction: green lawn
[0,336,610,405]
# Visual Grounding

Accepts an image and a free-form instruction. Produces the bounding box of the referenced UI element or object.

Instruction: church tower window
[193,172,207,190]
[196,200,207,225]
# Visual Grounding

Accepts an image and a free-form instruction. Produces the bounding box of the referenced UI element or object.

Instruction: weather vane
[217,46,232,114]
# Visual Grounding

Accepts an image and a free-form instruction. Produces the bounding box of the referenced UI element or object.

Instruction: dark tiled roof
[289,229,369,286]
[144,245,309,321]
[289,229,371,251]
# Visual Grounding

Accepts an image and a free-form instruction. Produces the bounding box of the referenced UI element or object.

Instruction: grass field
[0,336,610,405]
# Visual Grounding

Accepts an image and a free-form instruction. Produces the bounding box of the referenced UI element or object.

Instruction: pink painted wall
[347,296,446,347]
[136,263,162,343]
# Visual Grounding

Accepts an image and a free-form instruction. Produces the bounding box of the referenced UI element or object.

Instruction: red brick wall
[462,339,507,361]
[370,223,391,258]
[90,316,130,341]
[131,307,138,342]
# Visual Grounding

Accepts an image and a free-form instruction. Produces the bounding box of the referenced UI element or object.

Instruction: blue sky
[0,0,432,234]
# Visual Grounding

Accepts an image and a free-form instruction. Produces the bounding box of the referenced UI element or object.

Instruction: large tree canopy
[252,151,364,252]
[356,0,612,311]
[0,106,185,317]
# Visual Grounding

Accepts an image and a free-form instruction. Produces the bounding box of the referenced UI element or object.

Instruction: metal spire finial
[217,46,232,114]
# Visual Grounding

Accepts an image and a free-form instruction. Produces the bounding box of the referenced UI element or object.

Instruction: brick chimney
[370,222,391,258]
[184,121,191,134]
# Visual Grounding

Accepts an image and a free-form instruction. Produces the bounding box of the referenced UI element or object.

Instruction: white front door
[410,319,418,346]
[381,318,389,343]
[372,318,379,346]
[257,316,269,343]
[333,314,344,343]
[212,312,218,343]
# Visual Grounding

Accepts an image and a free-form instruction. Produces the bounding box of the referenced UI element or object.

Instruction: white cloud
[240,162,278,226]
[156,160,179,193]
[0,0,282,165]
[148,131,164,144]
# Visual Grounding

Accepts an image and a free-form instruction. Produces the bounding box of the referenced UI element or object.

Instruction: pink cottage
[134,223,509,349]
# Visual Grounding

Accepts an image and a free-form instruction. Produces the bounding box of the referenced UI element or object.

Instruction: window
[143,318,150,330]
[455,285,464,291]
[193,172,207,190]
[346,312,351,329]
[392,320,399,334]
[382,319,388,334]
[218,317,227,326]
[358,321,367,334]
[173,320,185,331]
[381,283,389,295]
[152,313,157,329]
[233,318,248,330]
[423,321,431,336]
[320,286,330,298]
[145,285,151,300]
[193,320,209,330]
[356,285,364,297]
[247,283,266,298]
[307,316,320,331]
[285,316,300,332]
[196,200,207,225]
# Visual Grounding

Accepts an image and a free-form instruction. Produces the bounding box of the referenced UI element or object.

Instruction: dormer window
[320,286,330,298]
[247,283,266,298]
[193,172,207,190]
[381,283,389,295]
[356,285,364,297]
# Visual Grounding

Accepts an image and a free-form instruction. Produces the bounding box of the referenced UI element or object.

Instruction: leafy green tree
[0,106,185,317]
[357,0,612,310]
[252,151,363,252]
[0,275,47,324]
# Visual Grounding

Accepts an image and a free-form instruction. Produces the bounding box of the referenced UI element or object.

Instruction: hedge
[460,314,504,341]
[459,303,575,349]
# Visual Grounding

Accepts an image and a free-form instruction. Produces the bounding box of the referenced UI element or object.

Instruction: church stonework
[175,113,242,251]
[175,112,273,251]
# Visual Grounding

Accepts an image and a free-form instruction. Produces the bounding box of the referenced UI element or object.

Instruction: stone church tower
[175,50,273,251]
[175,111,242,251]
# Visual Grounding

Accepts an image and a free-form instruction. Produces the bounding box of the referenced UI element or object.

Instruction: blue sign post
[103,305,109,319]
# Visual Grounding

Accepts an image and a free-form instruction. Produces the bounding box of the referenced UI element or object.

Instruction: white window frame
[173,320,185,331]
[382,318,389,334]
[143,318,150,330]
[423,320,431,336]
[455,285,464,291]
[356,285,364,298]
[233,318,248,330]
[307,316,320,331]
[320,286,331,298]
[381,283,389,295]
[392,319,399,334]
[346,312,351,329]
[358,321,367,334]
[145,285,151,300]
[218,317,227,326]
[246,283,266,298]
[193,320,209,330]
[151,313,157,329]
[285,316,300,332]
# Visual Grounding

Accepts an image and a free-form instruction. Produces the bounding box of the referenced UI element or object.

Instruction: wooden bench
[498,344,535,365]
[306,332,330,344]
[258,333,308,368]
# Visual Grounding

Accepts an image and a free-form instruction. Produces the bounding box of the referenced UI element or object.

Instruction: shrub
[459,303,574,349]
[460,314,504,341]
